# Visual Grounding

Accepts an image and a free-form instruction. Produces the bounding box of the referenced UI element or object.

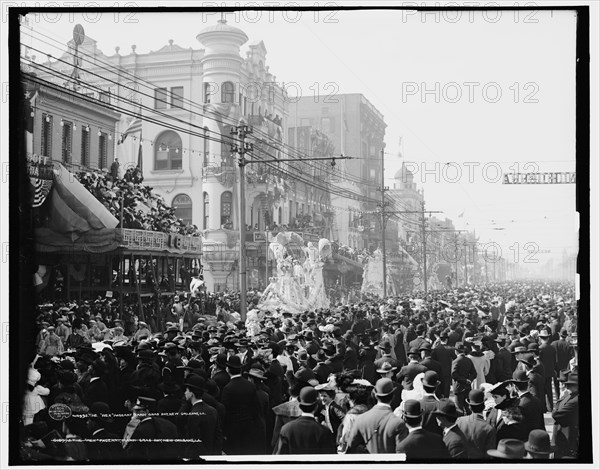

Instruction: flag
[118,116,142,145]
[458,211,464,218]
[136,130,143,172]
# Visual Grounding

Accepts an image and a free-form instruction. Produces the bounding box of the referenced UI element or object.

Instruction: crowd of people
[20,280,581,461]
[75,165,201,236]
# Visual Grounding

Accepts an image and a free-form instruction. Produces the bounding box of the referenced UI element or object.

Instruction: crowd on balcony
[75,166,201,237]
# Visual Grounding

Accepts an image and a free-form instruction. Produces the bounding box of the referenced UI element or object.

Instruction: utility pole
[472,242,477,285]
[228,136,354,319]
[463,240,468,287]
[377,147,389,298]
[421,201,428,294]
[230,120,253,322]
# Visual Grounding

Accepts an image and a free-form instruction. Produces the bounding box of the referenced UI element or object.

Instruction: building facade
[37,20,341,292]
[289,94,387,250]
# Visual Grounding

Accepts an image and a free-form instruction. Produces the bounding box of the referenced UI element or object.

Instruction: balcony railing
[120,229,202,253]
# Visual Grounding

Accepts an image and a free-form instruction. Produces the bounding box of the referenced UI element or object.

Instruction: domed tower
[196,19,248,290]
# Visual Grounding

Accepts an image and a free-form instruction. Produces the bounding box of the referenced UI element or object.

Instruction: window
[204,82,212,104]
[203,192,209,229]
[202,127,209,166]
[154,88,167,109]
[171,86,184,108]
[81,125,90,167]
[172,193,192,225]
[154,130,182,170]
[221,138,234,167]
[41,114,52,158]
[321,117,334,133]
[278,207,282,224]
[98,132,108,169]
[221,191,232,226]
[61,120,72,163]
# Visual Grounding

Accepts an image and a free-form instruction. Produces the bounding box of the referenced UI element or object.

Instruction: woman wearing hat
[22,367,50,426]
[337,385,371,453]
[38,326,64,356]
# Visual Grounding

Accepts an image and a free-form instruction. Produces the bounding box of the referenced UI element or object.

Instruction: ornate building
[37,20,341,292]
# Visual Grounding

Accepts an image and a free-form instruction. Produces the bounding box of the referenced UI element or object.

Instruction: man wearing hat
[396,400,450,459]
[431,332,455,398]
[455,389,497,458]
[273,386,336,454]
[551,372,579,458]
[450,342,477,415]
[220,355,263,454]
[487,438,527,459]
[210,353,230,400]
[493,335,512,382]
[182,374,222,456]
[346,378,408,454]
[419,371,442,435]
[396,347,427,393]
[83,359,109,407]
[124,396,179,461]
[312,350,332,384]
[419,342,442,379]
[433,399,469,458]
[374,341,401,371]
[408,323,428,352]
[511,369,545,435]
[517,352,545,408]
[551,329,573,400]
[86,401,122,461]
[524,429,554,459]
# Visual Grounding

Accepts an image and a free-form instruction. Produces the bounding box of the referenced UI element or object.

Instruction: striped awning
[44,163,118,237]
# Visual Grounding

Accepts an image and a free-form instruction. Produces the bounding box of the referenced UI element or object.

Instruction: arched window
[203,192,209,230]
[278,207,282,224]
[172,194,192,225]
[221,81,235,103]
[154,130,182,170]
[221,191,233,227]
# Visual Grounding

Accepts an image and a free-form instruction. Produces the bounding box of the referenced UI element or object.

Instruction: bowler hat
[419,342,432,352]
[298,386,318,406]
[524,430,554,455]
[294,367,316,383]
[226,355,242,370]
[136,349,156,361]
[466,389,485,406]
[374,378,396,397]
[376,362,397,374]
[248,367,266,380]
[422,370,441,388]
[559,329,569,337]
[488,439,526,459]
[511,345,527,354]
[378,341,392,352]
[407,346,420,356]
[184,374,207,393]
[403,399,422,418]
[433,399,458,419]
[134,396,157,410]
[518,353,535,368]
[564,373,578,386]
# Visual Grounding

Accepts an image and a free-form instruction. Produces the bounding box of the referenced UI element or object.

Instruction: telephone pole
[378,147,389,298]
[230,120,253,322]
[230,120,353,320]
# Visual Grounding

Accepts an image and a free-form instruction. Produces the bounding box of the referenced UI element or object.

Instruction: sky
[19,4,582,264]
